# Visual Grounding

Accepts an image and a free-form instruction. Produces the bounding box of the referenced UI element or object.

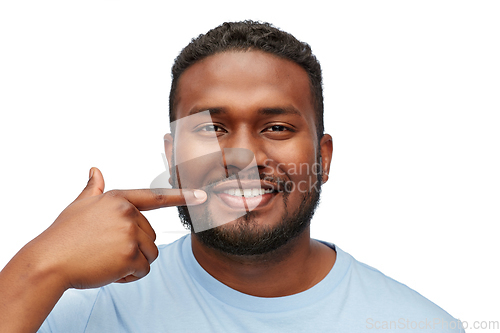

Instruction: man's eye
[266,125,289,132]
[200,124,224,132]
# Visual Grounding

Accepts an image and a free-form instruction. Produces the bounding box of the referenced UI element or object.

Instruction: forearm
[0,240,68,333]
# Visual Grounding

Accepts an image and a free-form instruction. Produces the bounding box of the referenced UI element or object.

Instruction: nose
[221,130,268,173]
[223,148,256,172]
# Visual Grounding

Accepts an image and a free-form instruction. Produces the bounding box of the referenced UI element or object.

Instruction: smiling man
[0,21,463,332]
[165,44,335,297]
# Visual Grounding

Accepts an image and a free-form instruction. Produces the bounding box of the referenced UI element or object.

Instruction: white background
[1,1,498,331]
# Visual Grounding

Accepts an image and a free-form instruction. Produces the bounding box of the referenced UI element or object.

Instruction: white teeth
[223,188,273,198]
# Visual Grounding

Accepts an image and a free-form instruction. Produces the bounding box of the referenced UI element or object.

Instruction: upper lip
[210,180,280,193]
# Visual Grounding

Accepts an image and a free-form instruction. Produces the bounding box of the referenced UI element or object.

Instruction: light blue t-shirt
[39,235,464,332]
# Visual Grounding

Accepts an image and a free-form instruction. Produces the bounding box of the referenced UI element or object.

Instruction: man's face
[165,50,332,255]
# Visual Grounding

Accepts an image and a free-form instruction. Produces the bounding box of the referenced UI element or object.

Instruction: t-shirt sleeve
[38,288,101,333]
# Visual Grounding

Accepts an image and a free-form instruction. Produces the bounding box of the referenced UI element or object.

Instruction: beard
[176,168,323,257]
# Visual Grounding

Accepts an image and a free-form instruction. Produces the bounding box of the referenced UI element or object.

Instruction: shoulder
[322,242,463,332]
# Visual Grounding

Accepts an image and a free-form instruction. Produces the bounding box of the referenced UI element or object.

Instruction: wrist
[15,238,71,294]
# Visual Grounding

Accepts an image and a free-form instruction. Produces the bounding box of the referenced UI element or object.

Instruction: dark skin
[165,50,335,297]
[0,50,334,332]
[0,171,207,332]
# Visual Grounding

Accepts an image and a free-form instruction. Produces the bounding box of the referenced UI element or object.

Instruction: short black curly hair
[169,20,324,141]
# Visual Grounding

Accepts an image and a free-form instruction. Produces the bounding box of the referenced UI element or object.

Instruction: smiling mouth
[221,187,274,198]
[208,180,281,211]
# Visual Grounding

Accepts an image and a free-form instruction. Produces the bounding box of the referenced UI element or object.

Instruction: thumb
[76,167,105,200]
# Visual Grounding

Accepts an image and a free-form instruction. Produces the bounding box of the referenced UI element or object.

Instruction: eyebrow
[258,106,302,117]
[189,106,302,116]
[188,106,302,117]
[188,107,226,116]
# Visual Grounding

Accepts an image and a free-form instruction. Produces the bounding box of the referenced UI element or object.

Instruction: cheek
[263,140,318,180]
[172,131,225,188]
[173,145,223,188]
[173,134,222,165]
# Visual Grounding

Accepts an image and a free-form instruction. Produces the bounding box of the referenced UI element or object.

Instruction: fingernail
[193,190,207,201]
[89,168,94,180]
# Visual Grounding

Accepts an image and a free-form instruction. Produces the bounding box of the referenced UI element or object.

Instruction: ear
[164,133,174,186]
[319,134,333,183]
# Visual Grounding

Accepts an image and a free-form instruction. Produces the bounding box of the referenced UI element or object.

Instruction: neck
[191,227,336,297]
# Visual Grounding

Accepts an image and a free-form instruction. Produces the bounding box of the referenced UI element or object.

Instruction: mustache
[201,172,292,193]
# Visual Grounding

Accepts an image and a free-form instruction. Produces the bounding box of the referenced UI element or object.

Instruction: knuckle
[105,190,120,198]
[120,221,138,238]
[151,192,168,206]
[142,263,151,276]
[121,242,140,261]
[144,264,151,275]
[136,261,151,278]
[117,201,137,216]
[152,247,159,261]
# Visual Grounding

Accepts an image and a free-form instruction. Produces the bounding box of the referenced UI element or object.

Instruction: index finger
[112,188,207,211]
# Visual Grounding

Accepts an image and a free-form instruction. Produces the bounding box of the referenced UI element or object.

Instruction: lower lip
[216,192,276,210]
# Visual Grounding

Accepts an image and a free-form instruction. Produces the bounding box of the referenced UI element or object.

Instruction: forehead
[174,50,314,120]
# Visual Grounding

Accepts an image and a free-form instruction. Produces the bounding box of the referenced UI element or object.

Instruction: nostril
[222,148,256,171]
